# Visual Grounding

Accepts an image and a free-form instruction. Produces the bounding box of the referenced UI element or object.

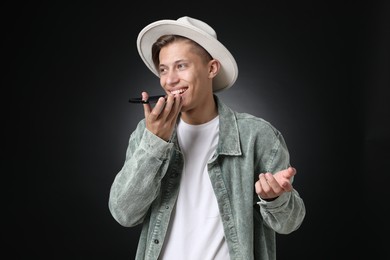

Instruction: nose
[165,70,180,85]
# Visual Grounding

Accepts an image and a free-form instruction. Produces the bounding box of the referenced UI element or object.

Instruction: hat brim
[137,19,238,92]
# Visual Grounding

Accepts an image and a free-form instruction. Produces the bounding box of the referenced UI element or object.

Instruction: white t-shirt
[159,116,230,260]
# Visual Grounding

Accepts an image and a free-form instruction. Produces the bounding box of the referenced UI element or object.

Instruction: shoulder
[234,111,281,136]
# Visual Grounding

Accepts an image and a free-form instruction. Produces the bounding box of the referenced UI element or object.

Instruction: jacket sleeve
[108,120,174,227]
[257,130,306,234]
[258,189,305,234]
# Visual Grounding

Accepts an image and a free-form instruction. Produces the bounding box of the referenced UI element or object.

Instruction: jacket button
[154,239,159,244]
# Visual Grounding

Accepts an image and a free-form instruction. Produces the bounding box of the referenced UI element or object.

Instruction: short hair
[151,35,213,71]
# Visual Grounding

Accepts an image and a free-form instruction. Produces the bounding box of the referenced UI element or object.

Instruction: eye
[177,62,187,70]
[159,67,167,75]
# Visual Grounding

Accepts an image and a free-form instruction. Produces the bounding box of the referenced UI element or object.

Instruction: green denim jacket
[109,95,306,260]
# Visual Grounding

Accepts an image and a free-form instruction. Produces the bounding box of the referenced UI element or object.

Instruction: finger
[148,97,167,120]
[254,180,262,195]
[283,167,296,178]
[269,172,293,191]
[162,94,175,114]
[166,94,182,122]
[255,174,267,194]
[275,167,296,181]
[282,182,293,191]
[259,173,271,189]
[264,173,283,191]
[174,94,183,111]
[257,173,278,199]
[142,92,152,118]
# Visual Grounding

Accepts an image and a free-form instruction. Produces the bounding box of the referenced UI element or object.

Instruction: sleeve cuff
[257,192,291,210]
[139,128,174,159]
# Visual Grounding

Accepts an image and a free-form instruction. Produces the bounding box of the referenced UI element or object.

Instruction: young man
[109,16,306,260]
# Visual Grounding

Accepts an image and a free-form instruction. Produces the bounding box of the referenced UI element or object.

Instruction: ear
[208,59,220,79]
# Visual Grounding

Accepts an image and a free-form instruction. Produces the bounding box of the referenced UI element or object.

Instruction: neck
[180,95,218,125]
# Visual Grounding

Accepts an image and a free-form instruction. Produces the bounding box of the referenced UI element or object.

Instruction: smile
[170,88,188,95]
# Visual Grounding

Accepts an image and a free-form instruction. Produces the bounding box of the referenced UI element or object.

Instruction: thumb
[284,167,296,178]
[142,92,151,118]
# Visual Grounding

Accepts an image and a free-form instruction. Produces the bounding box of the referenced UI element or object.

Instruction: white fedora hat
[136,16,238,92]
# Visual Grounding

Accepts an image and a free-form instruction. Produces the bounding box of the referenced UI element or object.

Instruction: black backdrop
[6,1,389,259]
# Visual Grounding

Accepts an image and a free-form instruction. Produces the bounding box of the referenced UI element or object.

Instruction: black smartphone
[128,95,166,104]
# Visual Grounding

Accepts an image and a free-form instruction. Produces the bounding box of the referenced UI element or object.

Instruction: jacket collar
[171,95,242,157]
[214,95,242,156]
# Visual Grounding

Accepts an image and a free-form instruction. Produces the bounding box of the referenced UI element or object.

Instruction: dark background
[6,1,389,259]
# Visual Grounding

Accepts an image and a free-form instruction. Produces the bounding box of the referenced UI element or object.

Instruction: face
[158,40,218,115]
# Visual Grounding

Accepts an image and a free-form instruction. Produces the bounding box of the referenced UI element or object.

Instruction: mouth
[170,87,188,95]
